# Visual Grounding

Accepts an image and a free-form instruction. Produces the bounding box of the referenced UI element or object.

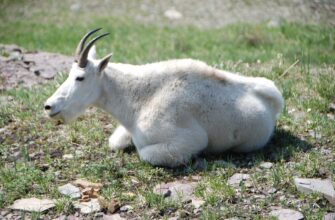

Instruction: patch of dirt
[0,44,72,91]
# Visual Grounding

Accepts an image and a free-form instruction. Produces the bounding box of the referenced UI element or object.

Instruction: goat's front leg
[109,125,132,151]
[137,125,208,167]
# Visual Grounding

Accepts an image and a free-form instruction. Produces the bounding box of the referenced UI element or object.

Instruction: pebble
[324,213,335,220]
[63,154,74,160]
[58,183,81,199]
[103,213,125,220]
[294,177,335,206]
[191,198,205,209]
[153,180,197,202]
[259,162,273,169]
[227,173,251,187]
[74,198,101,214]
[10,198,55,212]
[120,205,133,212]
[269,208,304,220]
[164,8,183,20]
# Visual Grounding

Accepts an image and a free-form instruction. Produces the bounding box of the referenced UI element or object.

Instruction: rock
[74,198,101,214]
[294,178,335,206]
[267,187,277,194]
[153,180,197,202]
[269,208,304,220]
[73,179,103,190]
[267,17,280,28]
[259,162,273,169]
[329,103,335,112]
[70,3,81,11]
[228,173,251,187]
[58,183,81,199]
[103,214,125,220]
[191,198,205,209]
[324,213,335,220]
[164,8,183,20]
[120,205,133,212]
[10,198,55,212]
[63,154,74,160]
[75,150,84,157]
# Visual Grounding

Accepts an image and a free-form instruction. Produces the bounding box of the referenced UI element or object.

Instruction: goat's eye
[76,77,85,81]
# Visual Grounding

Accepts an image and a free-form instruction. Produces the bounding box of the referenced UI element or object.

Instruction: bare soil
[0,44,72,90]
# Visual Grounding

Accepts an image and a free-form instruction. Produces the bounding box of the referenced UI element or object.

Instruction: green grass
[1,1,335,219]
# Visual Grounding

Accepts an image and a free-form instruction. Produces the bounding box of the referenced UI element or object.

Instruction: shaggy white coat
[45,47,284,167]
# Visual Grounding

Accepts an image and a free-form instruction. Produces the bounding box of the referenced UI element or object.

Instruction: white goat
[45,29,284,167]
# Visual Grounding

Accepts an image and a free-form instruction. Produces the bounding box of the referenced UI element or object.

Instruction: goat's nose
[44,104,52,111]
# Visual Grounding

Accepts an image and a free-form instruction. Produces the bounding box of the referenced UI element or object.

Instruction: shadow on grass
[169,128,314,176]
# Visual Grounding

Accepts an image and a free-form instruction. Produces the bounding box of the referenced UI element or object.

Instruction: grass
[1,1,335,219]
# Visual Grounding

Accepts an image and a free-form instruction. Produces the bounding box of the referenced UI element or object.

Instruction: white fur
[45,47,284,167]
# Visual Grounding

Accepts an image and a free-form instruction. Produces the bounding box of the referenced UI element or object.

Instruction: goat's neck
[95,64,142,129]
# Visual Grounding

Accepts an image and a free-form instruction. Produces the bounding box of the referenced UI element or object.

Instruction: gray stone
[164,8,183,20]
[259,162,273,169]
[228,173,251,187]
[10,198,55,212]
[103,213,125,220]
[153,180,197,202]
[74,198,101,214]
[63,154,74,160]
[324,213,335,220]
[191,198,205,209]
[120,205,133,212]
[269,208,304,220]
[58,183,81,199]
[294,178,335,206]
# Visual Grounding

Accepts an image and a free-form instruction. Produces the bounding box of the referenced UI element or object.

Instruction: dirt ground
[0,44,72,90]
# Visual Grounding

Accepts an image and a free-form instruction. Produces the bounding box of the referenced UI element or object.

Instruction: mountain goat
[45,28,284,167]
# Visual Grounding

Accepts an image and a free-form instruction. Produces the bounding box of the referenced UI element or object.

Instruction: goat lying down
[45,29,284,167]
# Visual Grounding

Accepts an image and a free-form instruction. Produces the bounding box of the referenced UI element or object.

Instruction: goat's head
[44,28,112,123]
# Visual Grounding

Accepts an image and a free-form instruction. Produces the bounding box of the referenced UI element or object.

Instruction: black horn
[74,28,101,62]
[78,33,110,68]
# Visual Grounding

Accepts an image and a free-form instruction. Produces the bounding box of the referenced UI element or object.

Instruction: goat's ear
[98,53,113,72]
[88,45,97,60]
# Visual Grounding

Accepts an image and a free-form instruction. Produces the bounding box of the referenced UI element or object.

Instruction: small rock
[63,154,74,160]
[58,183,81,199]
[269,208,304,220]
[120,205,133,212]
[10,198,55,212]
[153,180,197,202]
[74,198,101,214]
[308,130,322,140]
[267,187,277,194]
[75,150,84,157]
[164,8,183,20]
[191,198,205,209]
[329,103,335,112]
[70,3,81,11]
[259,162,273,169]
[228,173,251,187]
[324,213,335,220]
[294,177,335,206]
[103,214,125,220]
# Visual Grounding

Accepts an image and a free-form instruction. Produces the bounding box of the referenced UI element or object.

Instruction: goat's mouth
[49,111,61,118]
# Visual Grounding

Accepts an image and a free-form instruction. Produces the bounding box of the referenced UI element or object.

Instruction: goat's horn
[78,33,110,68]
[75,28,102,61]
